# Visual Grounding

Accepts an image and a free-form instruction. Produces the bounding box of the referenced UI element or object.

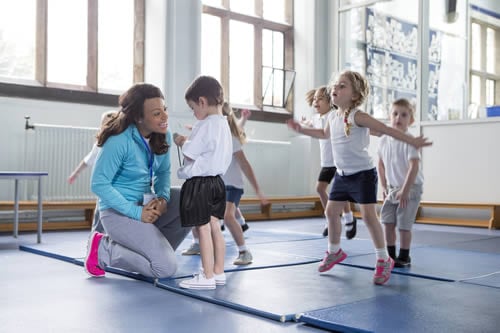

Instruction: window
[0,0,145,105]
[201,0,294,120]
[470,19,500,109]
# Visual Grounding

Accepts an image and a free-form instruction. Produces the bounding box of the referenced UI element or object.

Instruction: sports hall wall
[0,0,499,204]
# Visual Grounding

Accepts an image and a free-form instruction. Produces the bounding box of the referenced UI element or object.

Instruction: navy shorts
[226,185,244,206]
[180,175,226,227]
[329,168,378,204]
[318,166,337,183]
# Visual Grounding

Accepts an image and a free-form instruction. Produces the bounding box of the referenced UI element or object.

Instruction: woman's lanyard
[139,135,154,188]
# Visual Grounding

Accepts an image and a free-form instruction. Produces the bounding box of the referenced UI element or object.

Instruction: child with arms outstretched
[287,70,432,285]
[303,86,357,238]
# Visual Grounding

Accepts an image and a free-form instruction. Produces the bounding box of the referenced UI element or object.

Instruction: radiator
[25,124,98,201]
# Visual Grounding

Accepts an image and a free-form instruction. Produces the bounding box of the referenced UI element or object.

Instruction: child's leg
[318,200,347,272]
[235,207,245,226]
[399,229,412,254]
[224,202,245,247]
[384,223,397,246]
[384,223,397,259]
[326,200,344,245]
[198,223,214,279]
[359,203,386,250]
[209,216,225,275]
[316,180,329,210]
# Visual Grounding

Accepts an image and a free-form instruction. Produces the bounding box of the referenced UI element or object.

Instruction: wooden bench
[0,200,96,232]
[0,196,325,232]
[239,196,323,221]
[351,201,500,229]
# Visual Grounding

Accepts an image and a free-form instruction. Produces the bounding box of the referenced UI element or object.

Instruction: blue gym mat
[343,246,500,281]
[460,271,500,289]
[157,262,442,322]
[297,281,500,333]
[18,231,322,279]
[249,237,377,260]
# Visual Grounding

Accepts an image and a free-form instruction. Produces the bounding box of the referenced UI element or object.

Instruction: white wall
[1,0,500,204]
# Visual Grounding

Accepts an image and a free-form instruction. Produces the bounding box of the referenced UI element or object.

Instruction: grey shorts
[380,184,422,231]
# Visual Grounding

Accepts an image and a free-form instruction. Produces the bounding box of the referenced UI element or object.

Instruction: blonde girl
[287,70,432,285]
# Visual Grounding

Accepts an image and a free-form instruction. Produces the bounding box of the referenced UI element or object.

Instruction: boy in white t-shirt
[175,76,232,290]
[378,99,423,268]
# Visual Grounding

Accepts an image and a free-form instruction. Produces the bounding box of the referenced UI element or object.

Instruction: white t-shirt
[378,133,424,187]
[312,111,334,167]
[83,143,100,166]
[177,114,232,179]
[330,109,374,175]
[222,136,244,189]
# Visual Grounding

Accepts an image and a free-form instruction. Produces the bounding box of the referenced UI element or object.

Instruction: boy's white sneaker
[179,270,216,290]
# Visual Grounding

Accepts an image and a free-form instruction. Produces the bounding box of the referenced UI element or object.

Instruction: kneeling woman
[84,83,190,279]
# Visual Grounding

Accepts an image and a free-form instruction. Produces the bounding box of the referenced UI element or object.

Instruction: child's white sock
[375,247,389,260]
[237,245,248,252]
[236,215,246,226]
[328,243,341,254]
[342,211,353,223]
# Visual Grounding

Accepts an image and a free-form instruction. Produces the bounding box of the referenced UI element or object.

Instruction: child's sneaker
[241,223,249,232]
[214,272,226,286]
[373,257,395,285]
[345,217,357,240]
[233,250,253,265]
[318,249,347,272]
[84,231,105,277]
[395,256,411,268]
[179,270,216,290]
[181,242,200,255]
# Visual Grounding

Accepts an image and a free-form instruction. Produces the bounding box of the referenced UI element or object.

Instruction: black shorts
[318,166,337,183]
[329,168,378,204]
[180,175,226,227]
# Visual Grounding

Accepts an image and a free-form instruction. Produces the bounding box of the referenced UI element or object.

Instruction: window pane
[471,23,481,71]
[0,0,36,80]
[229,21,254,105]
[262,67,273,105]
[486,27,496,74]
[230,0,255,15]
[486,79,495,106]
[272,69,284,106]
[262,30,283,68]
[201,14,221,81]
[470,75,481,105]
[47,0,87,85]
[263,0,285,22]
[98,0,134,92]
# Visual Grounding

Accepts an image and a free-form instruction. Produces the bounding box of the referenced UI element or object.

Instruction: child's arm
[377,158,388,200]
[238,109,251,128]
[286,119,330,139]
[396,158,419,209]
[354,112,432,148]
[234,150,268,205]
[67,160,88,184]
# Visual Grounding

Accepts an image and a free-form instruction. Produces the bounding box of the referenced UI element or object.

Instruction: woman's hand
[151,197,167,215]
[141,201,161,223]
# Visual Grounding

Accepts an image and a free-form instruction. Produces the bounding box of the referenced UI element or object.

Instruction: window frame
[202,0,294,123]
[469,18,500,108]
[0,0,145,107]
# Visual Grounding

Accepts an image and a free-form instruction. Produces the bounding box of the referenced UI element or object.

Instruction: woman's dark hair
[185,75,224,106]
[96,83,169,155]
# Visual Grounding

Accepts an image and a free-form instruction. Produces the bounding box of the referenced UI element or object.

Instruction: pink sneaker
[84,232,105,277]
[318,249,347,272]
[373,257,395,285]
